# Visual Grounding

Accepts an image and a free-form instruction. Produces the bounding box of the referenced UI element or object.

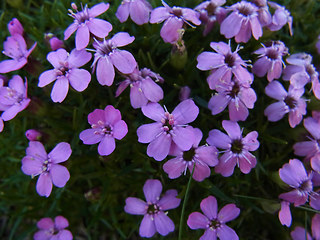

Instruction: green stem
[178,165,195,240]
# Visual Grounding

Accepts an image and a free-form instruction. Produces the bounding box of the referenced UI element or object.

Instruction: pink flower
[49,37,64,51]
[0,34,36,73]
[21,141,72,197]
[64,2,112,50]
[79,105,128,156]
[124,179,181,238]
[25,129,42,141]
[34,216,73,240]
[179,86,191,101]
[115,67,164,109]
[0,75,30,122]
[207,120,259,177]
[38,48,92,103]
[91,32,137,86]
[116,0,152,25]
[8,18,24,36]
[137,99,199,161]
[220,1,262,43]
[187,195,240,240]
[163,127,218,182]
[252,41,288,82]
[150,0,201,43]
[197,41,251,90]
[264,81,306,128]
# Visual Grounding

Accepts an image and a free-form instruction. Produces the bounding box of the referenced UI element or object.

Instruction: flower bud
[179,86,191,101]
[25,129,42,141]
[8,18,24,35]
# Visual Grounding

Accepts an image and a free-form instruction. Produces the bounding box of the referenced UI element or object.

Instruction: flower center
[298,179,313,195]
[209,219,221,229]
[161,112,174,132]
[224,53,236,68]
[172,7,182,17]
[229,82,240,98]
[284,96,297,109]
[237,3,254,16]
[183,147,195,161]
[92,120,113,135]
[206,2,217,15]
[266,48,279,60]
[42,159,52,172]
[147,203,160,215]
[231,139,243,154]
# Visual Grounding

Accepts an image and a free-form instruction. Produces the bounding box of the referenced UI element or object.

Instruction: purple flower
[267,1,293,36]
[34,216,73,240]
[291,214,320,240]
[187,195,240,240]
[115,67,164,109]
[197,41,251,90]
[21,141,72,197]
[252,41,288,82]
[91,32,137,86]
[0,34,36,73]
[79,105,128,156]
[124,179,181,238]
[49,37,64,51]
[264,81,306,128]
[179,86,191,101]
[293,117,320,172]
[64,2,112,50]
[208,76,257,121]
[278,201,292,227]
[25,129,42,141]
[150,0,201,43]
[251,0,272,27]
[116,0,152,25]
[279,159,313,206]
[207,120,259,177]
[317,35,320,55]
[0,75,30,122]
[163,127,219,182]
[38,48,92,103]
[220,1,262,43]
[137,99,199,161]
[194,0,227,36]
[8,18,24,36]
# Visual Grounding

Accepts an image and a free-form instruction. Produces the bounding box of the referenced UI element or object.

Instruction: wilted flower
[220,1,262,43]
[150,0,201,43]
[187,195,240,240]
[0,34,36,73]
[38,48,92,103]
[124,179,181,238]
[64,2,112,50]
[197,41,251,90]
[79,105,128,156]
[252,41,288,82]
[34,216,73,240]
[115,67,164,109]
[8,18,24,36]
[137,99,199,161]
[267,1,293,35]
[163,127,218,181]
[91,32,137,86]
[207,120,259,177]
[264,81,306,128]
[116,0,152,25]
[21,141,72,197]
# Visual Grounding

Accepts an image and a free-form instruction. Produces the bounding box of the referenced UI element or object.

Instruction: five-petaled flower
[124,179,181,238]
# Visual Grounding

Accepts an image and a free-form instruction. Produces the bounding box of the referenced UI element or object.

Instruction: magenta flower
[197,41,251,90]
[279,159,313,207]
[220,1,262,43]
[79,105,128,156]
[150,0,201,43]
[124,179,181,238]
[163,127,219,182]
[0,34,36,73]
[34,216,73,240]
[194,0,227,36]
[252,41,288,82]
[293,117,320,172]
[267,1,293,35]
[64,2,112,50]
[115,67,164,109]
[291,214,320,240]
[91,32,137,86]
[207,120,259,177]
[116,0,152,25]
[208,76,257,121]
[38,48,92,103]
[137,99,199,161]
[0,75,30,122]
[187,195,240,240]
[264,81,306,128]
[25,129,42,141]
[8,18,24,36]
[21,141,72,197]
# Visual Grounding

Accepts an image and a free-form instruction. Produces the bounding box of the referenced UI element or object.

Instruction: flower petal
[139,214,156,238]
[154,211,175,236]
[110,50,137,74]
[68,69,91,92]
[96,58,115,86]
[218,204,240,223]
[87,18,112,38]
[172,99,199,125]
[98,135,116,156]
[51,77,69,103]
[36,173,53,197]
[49,142,72,164]
[158,189,180,210]
[200,196,218,220]
[50,164,70,188]
[143,179,162,203]
[137,122,163,143]
[38,70,57,88]
[124,197,147,215]
[141,102,165,121]
[75,25,90,50]
[187,212,208,229]
[113,120,128,140]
